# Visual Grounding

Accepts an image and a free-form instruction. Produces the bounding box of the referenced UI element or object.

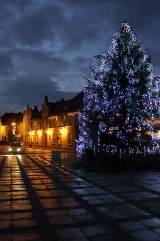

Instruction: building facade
[0,92,83,150]
[0,112,23,144]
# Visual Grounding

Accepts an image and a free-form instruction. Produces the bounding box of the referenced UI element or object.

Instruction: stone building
[0,112,23,144]
[0,92,83,150]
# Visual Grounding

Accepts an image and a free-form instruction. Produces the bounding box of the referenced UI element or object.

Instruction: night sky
[0,0,160,116]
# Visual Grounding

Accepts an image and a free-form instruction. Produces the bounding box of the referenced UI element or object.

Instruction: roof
[48,91,84,116]
[31,106,42,120]
[1,112,23,125]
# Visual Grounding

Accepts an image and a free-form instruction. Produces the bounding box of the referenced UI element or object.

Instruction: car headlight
[9,147,12,151]
[17,148,21,152]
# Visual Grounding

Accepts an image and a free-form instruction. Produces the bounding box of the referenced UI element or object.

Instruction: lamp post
[10,122,16,142]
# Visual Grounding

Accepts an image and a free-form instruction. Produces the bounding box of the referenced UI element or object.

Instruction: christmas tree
[76,21,160,157]
[76,79,100,157]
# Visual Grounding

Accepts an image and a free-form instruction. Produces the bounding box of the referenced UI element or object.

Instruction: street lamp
[12,122,16,135]
[60,127,64,133]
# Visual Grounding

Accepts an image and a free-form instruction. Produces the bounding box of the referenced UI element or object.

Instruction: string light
[76,21,160,157]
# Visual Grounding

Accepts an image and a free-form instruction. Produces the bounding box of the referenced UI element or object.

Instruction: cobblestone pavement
[0,154,160,241]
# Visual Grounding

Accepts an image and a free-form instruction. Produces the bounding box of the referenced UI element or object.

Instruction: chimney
[45,95,48,103]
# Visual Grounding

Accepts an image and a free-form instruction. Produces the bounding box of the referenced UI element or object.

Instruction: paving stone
[35,190,53,197]
[2,187,11,191]
[12,232,42,241]
[55,227,85,239]
[67,208,88,216]
[61,201,80,208]
[13,219,37,228]
[86,187,107,195]
[0,192,11,200]
[0,181,11,184]
[107,203,149,219]
[70,238,89,241]
[58,197,76,203]
[40,198,60,208]
[12,181,24,185]
[12,204,32,211]
[79,182,94,188]
[99,194,125,204]
[0,213,11,221]
[82,225,110,237]
[0,220,11,229]
[50,216,74,225]
[96,206,110,213]
[106,184,139,193]
[140,218,160,228]
[143,201,160,213]
[82,195,99,201]
[12,212,35,220]
[31,184,47,189]
[0,205,11,212]
[0,234,11,241]
[65,183,80,188]
[2,154,160,241]
[12,192,28,199]
[91,236,117,241]
[12,199,31,206]
[72,214,96,222]
[51,190,68,197]
[85,199,106,205]
[72,188,91,195]
[45,184,57,188]
[130,229,160,241]
[46,210,66,217]
[30,180,43,184]
[12,186,26,191]
[118,221,146,231]
[0,200,11,206]
[42,179,54,184]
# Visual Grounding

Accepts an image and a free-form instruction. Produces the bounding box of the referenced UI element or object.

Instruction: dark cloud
[0,0,159,116]
[12,3,65,46]
[0,52,12,75]
[0,73,77,113]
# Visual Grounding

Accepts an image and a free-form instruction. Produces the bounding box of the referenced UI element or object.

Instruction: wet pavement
[0,154,160,241]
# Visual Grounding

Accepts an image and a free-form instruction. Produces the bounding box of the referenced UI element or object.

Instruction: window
[36,134,38,144]
[53,134,56,145]
[68,115,72,125]
[43,120,47,128]
[49,117,56,128]
[57,134,62,145]
[68,133,72,145]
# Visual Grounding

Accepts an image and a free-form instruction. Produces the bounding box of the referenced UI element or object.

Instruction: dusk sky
[0,0,160,116]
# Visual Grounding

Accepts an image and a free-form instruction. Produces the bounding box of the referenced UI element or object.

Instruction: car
[8,142,25,154]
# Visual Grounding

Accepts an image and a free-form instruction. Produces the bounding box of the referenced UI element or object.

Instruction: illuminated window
[53,134,56,145]
[36,134,38,144]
